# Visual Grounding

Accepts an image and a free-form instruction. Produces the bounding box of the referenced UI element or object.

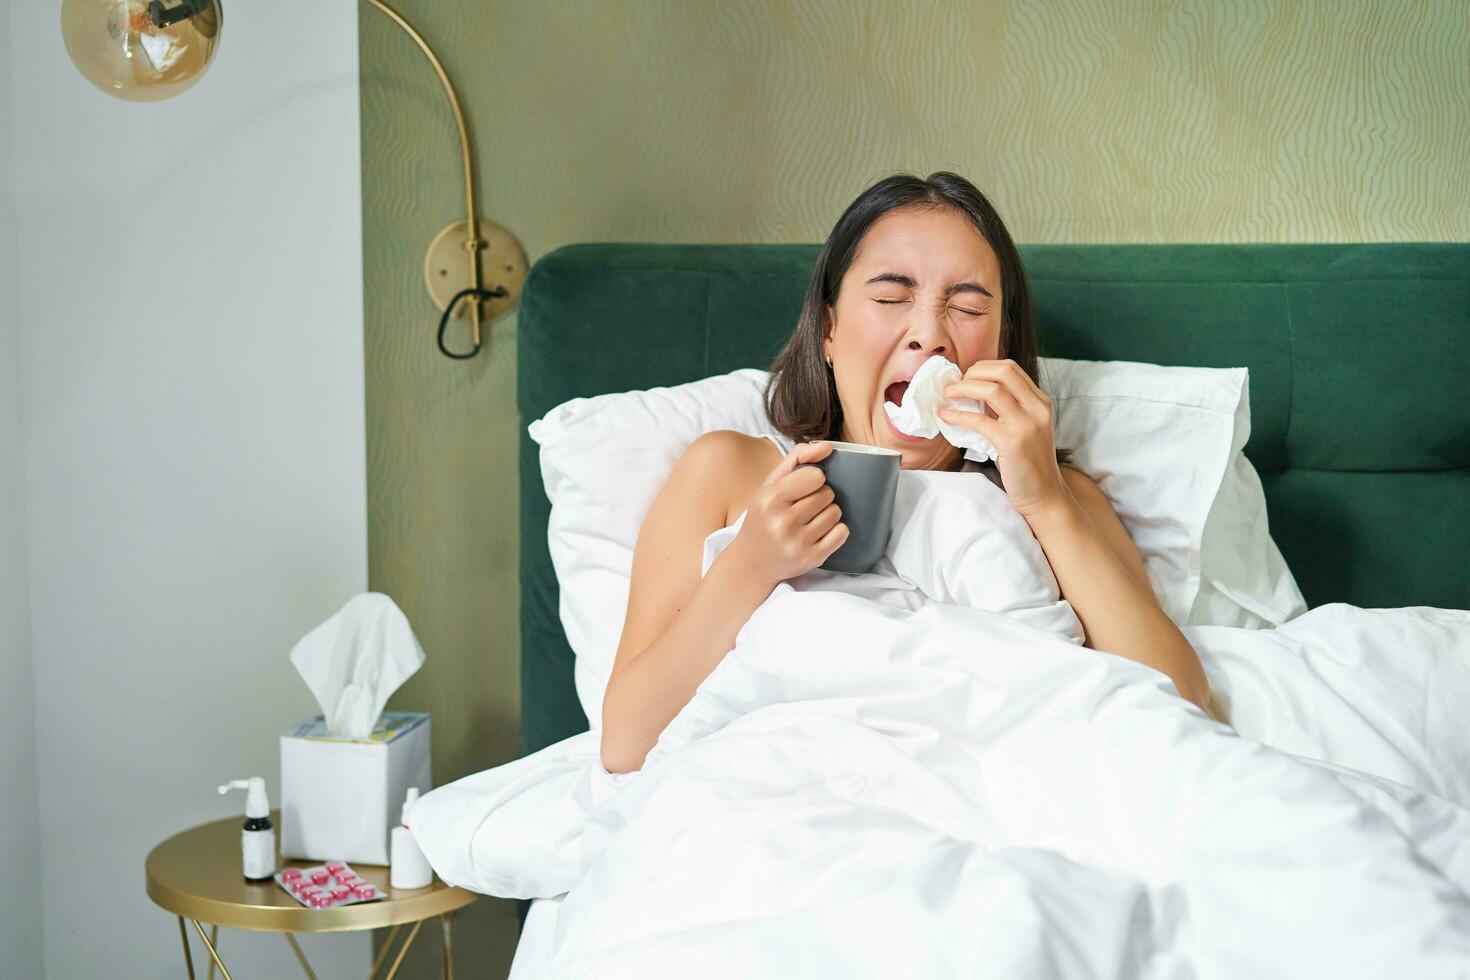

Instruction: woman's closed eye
[873,296,988,322]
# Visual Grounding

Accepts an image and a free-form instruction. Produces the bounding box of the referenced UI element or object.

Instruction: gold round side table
[146,811,478,979]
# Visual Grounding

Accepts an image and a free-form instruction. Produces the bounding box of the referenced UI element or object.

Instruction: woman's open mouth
[880,381,929,443]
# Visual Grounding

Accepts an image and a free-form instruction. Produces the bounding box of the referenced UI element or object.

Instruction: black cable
[437,286,508,360]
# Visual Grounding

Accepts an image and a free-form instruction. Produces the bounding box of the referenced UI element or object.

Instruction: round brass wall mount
[424,218,528,325]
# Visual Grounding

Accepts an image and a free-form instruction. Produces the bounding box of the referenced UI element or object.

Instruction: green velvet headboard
[518,243,1469,755]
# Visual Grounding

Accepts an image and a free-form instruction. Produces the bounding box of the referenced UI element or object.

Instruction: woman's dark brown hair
[765,171,1062,464]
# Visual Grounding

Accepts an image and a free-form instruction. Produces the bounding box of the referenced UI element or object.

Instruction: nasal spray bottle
[390,787,433,889]
[218,777,276,881]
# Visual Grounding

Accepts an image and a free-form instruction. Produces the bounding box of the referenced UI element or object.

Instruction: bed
[518,241,1469,755]
[501,242,1469,976]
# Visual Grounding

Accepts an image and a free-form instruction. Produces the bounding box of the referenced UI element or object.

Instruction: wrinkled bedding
[414,473,1470,978]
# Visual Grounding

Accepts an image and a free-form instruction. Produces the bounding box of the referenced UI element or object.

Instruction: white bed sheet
[508,897,563,980]
[412,471,1470,978]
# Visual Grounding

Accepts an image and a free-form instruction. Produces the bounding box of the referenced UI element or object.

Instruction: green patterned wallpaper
[360,1,1469,971]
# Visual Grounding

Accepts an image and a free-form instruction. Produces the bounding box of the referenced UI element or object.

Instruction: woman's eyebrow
[866,272,917,288]
[865,272,993,299]
[947,281,993,299]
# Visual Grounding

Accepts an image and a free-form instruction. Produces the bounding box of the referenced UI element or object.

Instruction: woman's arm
[1030,468,1211,710]
[1057,467,1152,591]
[939,359,1212,712]
[601,435,844,774]
[601,432,768,774]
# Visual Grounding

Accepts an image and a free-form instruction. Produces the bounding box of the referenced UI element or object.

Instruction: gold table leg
[382,919,423,980]
[190,919,233,980]
[177,914,446,980]
[440,912,455,980]
[367,924,403,980]
[284,932,318,980]
[176,917,196,980]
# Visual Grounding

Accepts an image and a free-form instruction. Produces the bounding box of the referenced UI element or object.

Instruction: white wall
[0,6,46,978]
[7,3,370,977]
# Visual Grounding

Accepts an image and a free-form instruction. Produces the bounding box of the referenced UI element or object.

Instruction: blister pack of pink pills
[275,861,385,908]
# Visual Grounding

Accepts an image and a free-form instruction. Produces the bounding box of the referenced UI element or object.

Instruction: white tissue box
[280,711,431,866]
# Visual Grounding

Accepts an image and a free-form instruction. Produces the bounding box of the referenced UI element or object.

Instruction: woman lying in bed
[601,172,1210,774]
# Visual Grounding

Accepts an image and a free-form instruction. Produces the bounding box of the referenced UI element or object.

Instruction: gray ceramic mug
[799,440,902,574]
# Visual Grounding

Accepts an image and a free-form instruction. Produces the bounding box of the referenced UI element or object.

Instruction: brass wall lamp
[60,0,524,360]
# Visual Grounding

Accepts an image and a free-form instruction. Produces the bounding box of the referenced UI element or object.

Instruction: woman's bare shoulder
[680,430,784,526]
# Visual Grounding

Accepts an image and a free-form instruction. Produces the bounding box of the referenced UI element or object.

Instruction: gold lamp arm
[365,0,489,347]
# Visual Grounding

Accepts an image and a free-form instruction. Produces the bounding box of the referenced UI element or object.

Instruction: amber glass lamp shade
[61,0,222,102]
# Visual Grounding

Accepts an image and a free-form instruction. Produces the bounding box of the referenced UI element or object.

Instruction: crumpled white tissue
[289,592,426,738]
[883,355,999,462]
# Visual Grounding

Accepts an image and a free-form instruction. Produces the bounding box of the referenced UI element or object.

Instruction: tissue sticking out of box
[289,593,426,738]
[883,354,999,463]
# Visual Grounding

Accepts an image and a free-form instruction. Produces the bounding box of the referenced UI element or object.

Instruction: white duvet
[414,472,1470,979]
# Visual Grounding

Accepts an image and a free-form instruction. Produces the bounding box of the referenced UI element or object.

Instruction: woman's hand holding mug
[725,441,848,586]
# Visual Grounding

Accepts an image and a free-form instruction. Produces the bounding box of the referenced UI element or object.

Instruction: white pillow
[1039,358,1305,628]
[1196,435,1309,629]
[529,360,1304,729]
[528,369,774,729]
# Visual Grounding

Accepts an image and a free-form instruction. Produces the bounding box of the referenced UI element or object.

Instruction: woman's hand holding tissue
[939,359,1069,520]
